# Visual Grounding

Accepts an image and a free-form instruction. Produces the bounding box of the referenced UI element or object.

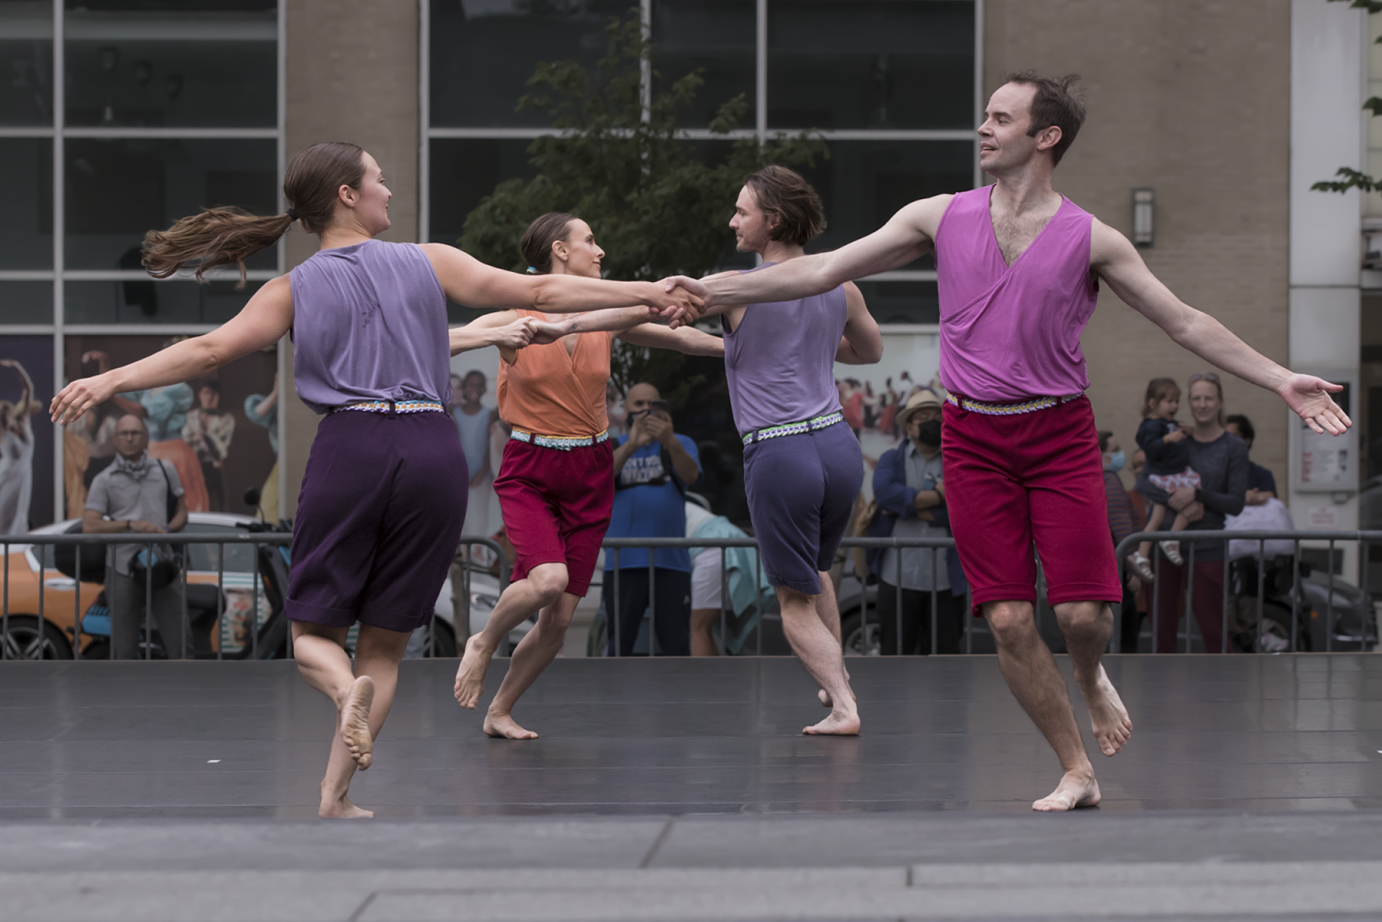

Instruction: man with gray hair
[84,414,189,658]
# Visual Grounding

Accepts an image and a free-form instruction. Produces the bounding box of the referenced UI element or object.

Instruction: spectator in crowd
[452,370,497,538]
[1224,414,1277,505]
[871,389,967,655]
[603,383,701,656]
[685,499,775,656]
[83,414,189,659]
[1128,377,1200,581]
[1099,431,1144,653]
[1137,374,1247,653]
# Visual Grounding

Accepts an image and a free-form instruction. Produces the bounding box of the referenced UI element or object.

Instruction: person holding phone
[603,382,701,656]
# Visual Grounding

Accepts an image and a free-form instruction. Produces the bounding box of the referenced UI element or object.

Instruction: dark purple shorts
[743,422,863,595]
[286,410,467,634]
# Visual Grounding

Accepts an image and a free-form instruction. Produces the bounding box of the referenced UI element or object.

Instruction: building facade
[0,0,1372,579]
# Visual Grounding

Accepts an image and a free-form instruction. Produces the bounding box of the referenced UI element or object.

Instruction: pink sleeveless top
[933,187,1099,402]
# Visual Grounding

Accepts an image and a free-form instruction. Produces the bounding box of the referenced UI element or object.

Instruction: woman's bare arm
[448,310,534,356]
[618,323,724,357]
[420,244,701,321]
[51,276,294,425]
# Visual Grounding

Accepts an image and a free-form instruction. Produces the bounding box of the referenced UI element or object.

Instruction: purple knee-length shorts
[286,410,467,633]
[743,422,863,595]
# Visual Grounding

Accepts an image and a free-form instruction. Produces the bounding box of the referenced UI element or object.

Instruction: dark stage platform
[5,656,1382,921]
[3,654,1381,817]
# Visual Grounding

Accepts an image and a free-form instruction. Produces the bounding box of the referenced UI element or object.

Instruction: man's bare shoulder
[895,193,956,239]
[1087,216,1137,270]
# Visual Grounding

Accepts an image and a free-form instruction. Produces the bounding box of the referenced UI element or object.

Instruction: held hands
[1278,374,1352,436]
[529,318,573,345]
[51,374,118,426]
[655,278,708,328]
[496,317,539,350]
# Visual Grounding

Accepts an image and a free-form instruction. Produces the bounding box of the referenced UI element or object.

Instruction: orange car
[1,513,280,660]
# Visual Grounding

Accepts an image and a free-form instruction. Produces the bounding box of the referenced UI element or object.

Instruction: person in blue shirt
[603,382,701,656]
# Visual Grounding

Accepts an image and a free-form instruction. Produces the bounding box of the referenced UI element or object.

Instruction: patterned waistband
[510,428,610,451]
[945,393,1082,416]
[333,399,446,415]
[741,411,845,446]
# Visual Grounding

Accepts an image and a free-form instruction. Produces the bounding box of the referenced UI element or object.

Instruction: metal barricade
[1,532,508,662]
[1114,529,1380,654]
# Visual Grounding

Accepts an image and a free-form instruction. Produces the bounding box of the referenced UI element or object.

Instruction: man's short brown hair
[1003,71,1086,166]
[744,165,826,247]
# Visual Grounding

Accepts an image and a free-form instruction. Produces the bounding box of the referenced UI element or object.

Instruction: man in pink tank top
[666,72,1350,813]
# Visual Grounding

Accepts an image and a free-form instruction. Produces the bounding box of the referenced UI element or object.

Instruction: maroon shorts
[493,437,614,597]
[942,395,1121,616]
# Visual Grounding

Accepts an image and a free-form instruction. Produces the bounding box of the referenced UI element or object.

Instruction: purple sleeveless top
[721,263,848,434]
[934,187,1099,402]
[288,240,452,415]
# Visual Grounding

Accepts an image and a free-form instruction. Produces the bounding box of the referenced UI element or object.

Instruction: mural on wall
[0,336,55,534]
[62,337,278,521]
[835,330,942,500]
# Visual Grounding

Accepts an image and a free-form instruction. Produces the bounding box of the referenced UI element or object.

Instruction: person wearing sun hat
[871,389,968,656]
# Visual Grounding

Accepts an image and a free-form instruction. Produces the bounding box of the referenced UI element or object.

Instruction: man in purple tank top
[668,73,1350,811]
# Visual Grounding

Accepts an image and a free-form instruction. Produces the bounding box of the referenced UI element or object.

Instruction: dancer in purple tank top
[703,166,882,735]
[667,74,1350,811]
[50,142,700,819]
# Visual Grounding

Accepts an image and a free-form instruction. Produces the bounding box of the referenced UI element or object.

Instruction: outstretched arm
[420,244,699,321]
[530,307,657,340]
[448,310,537,357]
[1092,220,1350,436]
[834,283,882,365]
[618,323,724,357]
[51,275,293,426]
[664,195,949,309]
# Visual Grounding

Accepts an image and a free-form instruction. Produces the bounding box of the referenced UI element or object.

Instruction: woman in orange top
[454,213,723,739]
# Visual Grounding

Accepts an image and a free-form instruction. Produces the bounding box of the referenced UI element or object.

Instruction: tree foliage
[1313,0,1382,193]
[455,11,827,399]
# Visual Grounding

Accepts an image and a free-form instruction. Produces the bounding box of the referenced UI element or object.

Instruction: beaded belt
[333,399,445,415]
[741,411,845,446]
[510,428,610,451]
[945,393,1082,416]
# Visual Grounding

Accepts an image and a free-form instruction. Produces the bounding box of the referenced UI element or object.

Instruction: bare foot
[337,676,374,770]
[1079,663,1133,757]
[483,711,539,740]
[1032,770,1100,812]
[318,792,374,820]
[803,711,860,735]
[454,635,493,710]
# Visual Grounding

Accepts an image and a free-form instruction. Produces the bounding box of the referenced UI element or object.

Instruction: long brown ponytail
[142,141,368,286]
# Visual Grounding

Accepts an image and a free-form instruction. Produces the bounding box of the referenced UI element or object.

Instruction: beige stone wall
[280,0,421,514]
[986,0,1291,489]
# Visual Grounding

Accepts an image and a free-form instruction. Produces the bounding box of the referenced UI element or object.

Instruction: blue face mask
[1106,450,1125,473]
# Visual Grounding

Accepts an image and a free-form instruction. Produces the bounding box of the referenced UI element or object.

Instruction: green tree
[456,10,827,402]
[1313,0,1382,193]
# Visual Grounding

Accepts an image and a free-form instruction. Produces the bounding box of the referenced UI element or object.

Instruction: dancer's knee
[984,601,1037,647]
[1053,601,1110,642]
[527,564,569,605]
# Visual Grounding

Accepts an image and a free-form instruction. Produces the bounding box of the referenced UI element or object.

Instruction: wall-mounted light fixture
[1132,187,1155,247]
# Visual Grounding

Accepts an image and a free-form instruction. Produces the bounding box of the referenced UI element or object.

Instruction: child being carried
[1127,377,1200,582]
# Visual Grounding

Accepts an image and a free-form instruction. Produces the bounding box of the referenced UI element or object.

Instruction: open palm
[1278,374,1351,435]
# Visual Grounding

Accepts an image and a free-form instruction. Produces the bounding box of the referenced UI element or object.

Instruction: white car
[406,565,529,658]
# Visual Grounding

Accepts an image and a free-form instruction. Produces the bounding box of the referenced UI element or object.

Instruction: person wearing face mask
[1099,431,1143,652]
[871,390,968,655]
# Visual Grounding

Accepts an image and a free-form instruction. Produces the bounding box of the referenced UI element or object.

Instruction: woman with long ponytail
[50,142,701,819]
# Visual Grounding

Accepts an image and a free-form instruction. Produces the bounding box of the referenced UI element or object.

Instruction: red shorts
[493,437,614,597]
[942,395,1121,616]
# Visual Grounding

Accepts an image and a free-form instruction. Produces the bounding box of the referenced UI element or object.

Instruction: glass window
[0,138,54,270]
[65,279,264,325]
[857,280,937,325]
[652,0,755,129]
[429,137,537,248]
[768,0,974,130]
[0,1,54,125]
[0,281,54,324]
[64,137,277,271]
[63,1,275,128]
[796,140,972,269]
[430,0,631,128]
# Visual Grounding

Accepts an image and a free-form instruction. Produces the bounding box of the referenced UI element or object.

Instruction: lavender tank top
[288,240,452,415]
[933,187,1099,402]
[721,263,848,434]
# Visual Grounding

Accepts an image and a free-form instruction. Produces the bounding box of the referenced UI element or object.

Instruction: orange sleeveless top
[497,310,614,438]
